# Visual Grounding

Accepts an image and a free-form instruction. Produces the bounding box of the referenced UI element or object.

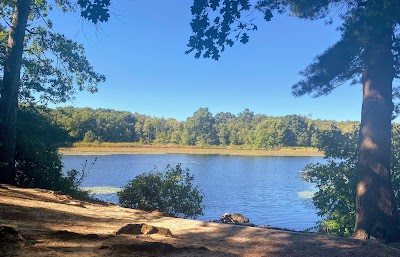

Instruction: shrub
[15,104,90,199]
[118,164,204,218]
[55,159,95,199]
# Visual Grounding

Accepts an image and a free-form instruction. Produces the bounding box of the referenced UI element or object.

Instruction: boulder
[219,213,250,224]
[116,223,173,237]
[0,226,25,244]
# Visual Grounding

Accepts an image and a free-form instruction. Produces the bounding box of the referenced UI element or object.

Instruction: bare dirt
[1,184,399,257]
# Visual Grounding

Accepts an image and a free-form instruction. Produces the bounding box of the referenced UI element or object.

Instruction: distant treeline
[47,106,359,148]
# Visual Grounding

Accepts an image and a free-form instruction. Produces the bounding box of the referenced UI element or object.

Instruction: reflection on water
[298,191,316,199]
[63,154,322,231]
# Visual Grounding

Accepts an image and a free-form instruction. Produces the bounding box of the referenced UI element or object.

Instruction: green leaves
[187,0,256,60]
[263,10,273,21]
[118,164,205,218]
[0,1,108,104]
[78,0,110,23]
[183,107,218,146]
[302,125,400,236]
[254,118,285,148]
[187,0,400,109]
[240,33,249,44]
[15,104,90,198]
[21,28,105,104]
[52,107,136,142]
[302,127,359,236]
[292,23,362,97]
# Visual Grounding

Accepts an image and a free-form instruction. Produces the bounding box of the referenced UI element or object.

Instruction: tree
[165,118,183,144]
[303,126,400,237]
[52,107,137,142]
[303,127,359,237]
[82,130,98,143]
[184,107,218,145]
[188,0,400,241]
[281,115,311,146]
[254,118,286,148]
[15,104,90,198]
[226,108,255,145]
[0,0,110,184]
[215,111,236,145]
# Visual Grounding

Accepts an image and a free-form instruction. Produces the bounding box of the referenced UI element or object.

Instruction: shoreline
[59,145,324,157]
[2,184,399,257]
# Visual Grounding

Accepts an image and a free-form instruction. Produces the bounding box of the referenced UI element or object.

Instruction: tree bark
[0,0,32,184]
[354,27,400,242]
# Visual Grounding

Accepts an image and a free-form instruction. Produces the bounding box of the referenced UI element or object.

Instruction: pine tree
[187,0,400,242]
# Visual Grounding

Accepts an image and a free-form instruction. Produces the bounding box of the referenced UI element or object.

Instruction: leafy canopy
[188,0,400,102]
[0,0,110,104]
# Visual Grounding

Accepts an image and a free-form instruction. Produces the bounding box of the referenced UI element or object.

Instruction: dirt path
[1,184,399,257]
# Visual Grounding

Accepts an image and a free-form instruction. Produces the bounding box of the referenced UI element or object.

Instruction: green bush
[302,126,400,237]
[15,104,90,199]
[118,164,204,218]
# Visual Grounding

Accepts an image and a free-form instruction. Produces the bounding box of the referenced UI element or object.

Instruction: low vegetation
[15,104,91,199]
[118,164,204,218]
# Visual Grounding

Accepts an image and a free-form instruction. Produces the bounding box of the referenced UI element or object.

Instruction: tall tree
[281,115,311,146]
[0,0,110,184]
[184,108,218,145]
[254,118,286,148]
[188,0,400,242]
[215,111,236,145]
[0,0,32,184]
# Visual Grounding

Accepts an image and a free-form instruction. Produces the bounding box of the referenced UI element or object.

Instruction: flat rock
[116,223,174,237]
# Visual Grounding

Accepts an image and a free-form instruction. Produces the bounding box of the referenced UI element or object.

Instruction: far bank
[59,143,324,157]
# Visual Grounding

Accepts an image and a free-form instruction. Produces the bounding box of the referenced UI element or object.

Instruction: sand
[1,184,399,257]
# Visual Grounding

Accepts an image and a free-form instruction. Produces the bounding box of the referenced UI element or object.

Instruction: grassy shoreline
[59,143,324,157]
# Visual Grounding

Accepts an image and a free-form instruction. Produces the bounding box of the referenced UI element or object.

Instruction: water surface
[62,154,322,231]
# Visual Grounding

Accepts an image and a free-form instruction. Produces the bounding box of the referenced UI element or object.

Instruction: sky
[48,0,364,122]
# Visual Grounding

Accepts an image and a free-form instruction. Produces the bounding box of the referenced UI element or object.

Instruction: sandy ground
[1,184,400,257]
[59,146,324,157]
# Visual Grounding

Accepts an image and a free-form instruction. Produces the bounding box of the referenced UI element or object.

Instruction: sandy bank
[59,145,324,157]
[1,184,399,257]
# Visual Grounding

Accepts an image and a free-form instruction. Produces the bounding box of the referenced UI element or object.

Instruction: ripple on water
[63,154,323,231]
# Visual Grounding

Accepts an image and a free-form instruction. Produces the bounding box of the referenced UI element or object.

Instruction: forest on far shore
[40,105,360,148]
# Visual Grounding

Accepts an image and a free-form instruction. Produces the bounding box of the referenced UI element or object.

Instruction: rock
[0,226,25,244]
[0,226,25,257]
[140,224,159,235]
[116,223,173,237]
[116,224,142,235]
[220,213,250,224]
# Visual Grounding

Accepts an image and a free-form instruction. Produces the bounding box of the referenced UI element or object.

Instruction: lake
[62,154,323,231]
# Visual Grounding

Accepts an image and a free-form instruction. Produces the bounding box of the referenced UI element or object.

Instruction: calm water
[62,154,322,231]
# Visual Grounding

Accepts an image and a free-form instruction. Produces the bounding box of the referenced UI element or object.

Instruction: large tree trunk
[0,0,32,184]
[354,27,400,242]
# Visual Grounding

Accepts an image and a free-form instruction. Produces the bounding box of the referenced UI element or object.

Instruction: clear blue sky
[49,0,363,122]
